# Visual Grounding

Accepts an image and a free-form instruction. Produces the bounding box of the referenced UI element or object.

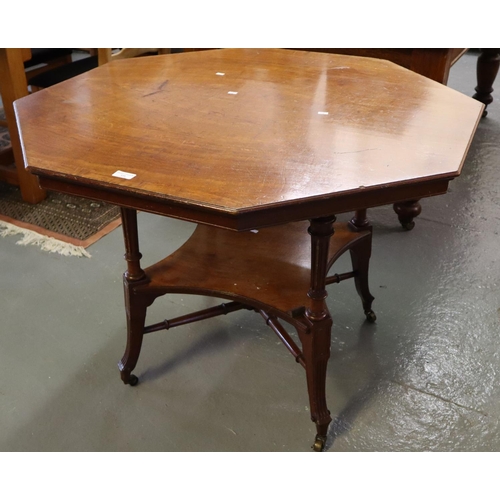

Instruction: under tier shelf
[144,220,370,317]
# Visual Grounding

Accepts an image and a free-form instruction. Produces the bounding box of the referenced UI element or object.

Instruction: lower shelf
[143,220,371,318]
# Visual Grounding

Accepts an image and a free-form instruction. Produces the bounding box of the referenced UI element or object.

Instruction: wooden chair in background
[97,48,171,65]
[0,48,76,202]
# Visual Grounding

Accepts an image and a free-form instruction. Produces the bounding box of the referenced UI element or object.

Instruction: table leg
[349,210,376,322]
[301,216,335,451]
[118,208,150,386]
[473,49,500,117]
[393,199,422,230]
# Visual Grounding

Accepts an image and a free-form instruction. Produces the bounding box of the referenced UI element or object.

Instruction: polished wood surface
[16,49,483,229]
[293,48,468,85]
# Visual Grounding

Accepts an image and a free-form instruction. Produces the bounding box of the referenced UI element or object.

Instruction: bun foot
[365,310,377,323]
[401,220,415,231]
[312,434,327,452]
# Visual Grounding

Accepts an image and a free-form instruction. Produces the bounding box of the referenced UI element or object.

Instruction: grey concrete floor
[1,51,499,452]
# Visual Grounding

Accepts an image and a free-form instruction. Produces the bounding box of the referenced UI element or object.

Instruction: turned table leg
[349,210,376,322]
[301,216,336,451]
[473,48,500,118]
[118,207,150,386]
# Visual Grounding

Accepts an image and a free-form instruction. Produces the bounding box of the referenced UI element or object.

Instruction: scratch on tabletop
[143,80,169,97]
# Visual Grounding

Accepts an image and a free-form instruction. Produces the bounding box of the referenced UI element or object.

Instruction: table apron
[36,175,452,231]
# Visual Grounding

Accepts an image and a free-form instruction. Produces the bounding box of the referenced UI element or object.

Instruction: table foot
[365,310,377,323]
[311,416,331,452]
[393,200,421,230]
[121,372,139,386]
[312,433,327,452]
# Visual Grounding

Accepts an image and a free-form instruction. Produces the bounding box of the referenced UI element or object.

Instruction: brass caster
[365,310,377,323]
[312,434,326,452]
[401,220,415,231]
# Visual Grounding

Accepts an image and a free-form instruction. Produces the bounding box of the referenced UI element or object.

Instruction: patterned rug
[0,110,121,257]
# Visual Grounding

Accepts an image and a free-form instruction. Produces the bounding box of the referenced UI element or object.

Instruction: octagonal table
[15,49,484,451]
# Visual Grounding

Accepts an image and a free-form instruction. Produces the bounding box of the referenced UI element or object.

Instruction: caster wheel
[365,310,377,323]
[401,221,415,231]
[128,374,139,386]
[312,434,326,452]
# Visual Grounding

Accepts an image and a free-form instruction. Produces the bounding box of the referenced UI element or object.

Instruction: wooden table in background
[15,49,484,450]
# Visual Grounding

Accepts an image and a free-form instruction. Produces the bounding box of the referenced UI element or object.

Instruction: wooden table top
[15,48,484,230]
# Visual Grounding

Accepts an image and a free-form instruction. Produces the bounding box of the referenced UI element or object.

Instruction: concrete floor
[1,51,499,452]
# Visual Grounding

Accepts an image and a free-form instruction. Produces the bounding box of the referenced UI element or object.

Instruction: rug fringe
[0,220,91,258]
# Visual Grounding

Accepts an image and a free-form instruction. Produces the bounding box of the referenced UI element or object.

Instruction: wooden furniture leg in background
[473,49,500,117]
[0,49,46,203]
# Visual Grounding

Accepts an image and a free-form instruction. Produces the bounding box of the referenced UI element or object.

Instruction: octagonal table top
[15,48,484,230]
